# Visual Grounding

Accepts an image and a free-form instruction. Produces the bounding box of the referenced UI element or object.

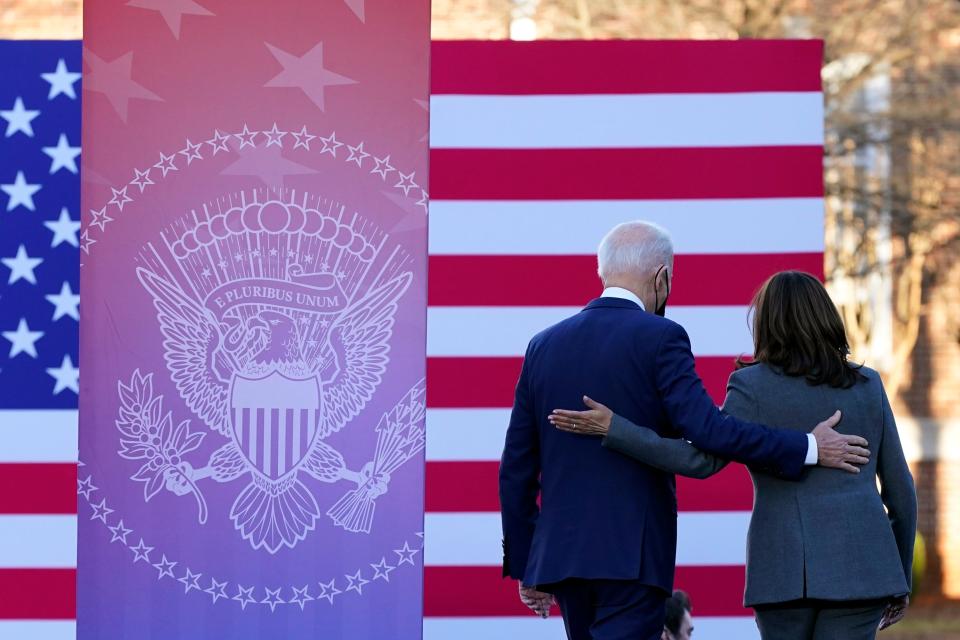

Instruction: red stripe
[0,464,76,514]
[426,461,752,513]
[0,569,76,619]
[429,253,824,307]
[427,356,736,408]
[432,40,822,95]
[430,147,823,200]
[423,565,750,617]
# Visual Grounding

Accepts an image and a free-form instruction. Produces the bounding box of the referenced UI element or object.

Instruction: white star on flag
[2,244,43,284]
[45,208,80,247]
[1,97,40,137]
[125,0,214,38]
[2,318,44,358]
[41,58,81,100]
[42,133,81,174]
[46,281,80,321]
[47,354,79,394]
[264,41,356,111]
[2,172,42,211]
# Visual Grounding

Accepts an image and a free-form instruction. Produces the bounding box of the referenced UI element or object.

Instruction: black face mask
[654,264,670,317]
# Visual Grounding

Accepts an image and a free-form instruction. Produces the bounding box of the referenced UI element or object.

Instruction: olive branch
[116,369,209,523]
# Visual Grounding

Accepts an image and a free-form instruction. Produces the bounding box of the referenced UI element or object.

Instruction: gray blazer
[602,363,917,607]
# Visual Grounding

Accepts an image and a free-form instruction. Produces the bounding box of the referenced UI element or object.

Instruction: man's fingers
[846,445,871,457]
[845,454,870,465]
[818,410,842,429]
[843,435,869,448]
[839,462,860,474]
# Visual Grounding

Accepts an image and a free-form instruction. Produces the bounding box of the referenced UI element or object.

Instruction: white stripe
[0,621,76,640]
[263,409,273,477]
[0,515,76,568]
[425,616,759,640]
[0,410,77,463]
[427,409,511,461]
[424,512,748,566]
[277,409,287,476]
[430,92,823,148]
[429,198,824,255]
[427,306,752,358]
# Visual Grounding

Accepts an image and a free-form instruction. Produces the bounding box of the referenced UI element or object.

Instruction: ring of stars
[77,464,424,612]
[79,122,428,262]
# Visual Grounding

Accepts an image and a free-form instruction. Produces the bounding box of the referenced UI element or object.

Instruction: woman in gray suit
[549,271,917,639]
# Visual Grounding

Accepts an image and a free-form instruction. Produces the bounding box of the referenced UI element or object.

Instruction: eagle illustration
[136,266,412,554]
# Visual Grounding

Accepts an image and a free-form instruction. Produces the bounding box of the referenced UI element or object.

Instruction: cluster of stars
[1,57,81,395]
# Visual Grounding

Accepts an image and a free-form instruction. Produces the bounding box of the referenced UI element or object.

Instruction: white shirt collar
[601,287,645,310]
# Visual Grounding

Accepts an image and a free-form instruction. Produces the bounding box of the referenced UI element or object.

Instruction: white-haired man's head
[597,221,674,314]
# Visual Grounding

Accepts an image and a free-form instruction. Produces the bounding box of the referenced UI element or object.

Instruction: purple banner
[78,1,429,637]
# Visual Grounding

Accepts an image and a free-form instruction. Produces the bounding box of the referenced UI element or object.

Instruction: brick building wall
[0,0,80,39]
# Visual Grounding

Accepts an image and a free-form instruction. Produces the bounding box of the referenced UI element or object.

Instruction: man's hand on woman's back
[811,411,871,473]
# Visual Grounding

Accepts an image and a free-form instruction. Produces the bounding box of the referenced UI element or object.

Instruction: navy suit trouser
[547,578,667,640]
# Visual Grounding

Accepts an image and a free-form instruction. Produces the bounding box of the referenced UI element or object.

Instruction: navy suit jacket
[499,297,809,591]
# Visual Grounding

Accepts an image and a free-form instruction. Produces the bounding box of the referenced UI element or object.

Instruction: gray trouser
[754,599,886,640]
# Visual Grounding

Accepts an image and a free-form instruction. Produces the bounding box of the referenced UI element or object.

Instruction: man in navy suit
[499,221,870,640]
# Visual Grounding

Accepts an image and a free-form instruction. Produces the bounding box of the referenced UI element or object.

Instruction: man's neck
[601,286,645,311]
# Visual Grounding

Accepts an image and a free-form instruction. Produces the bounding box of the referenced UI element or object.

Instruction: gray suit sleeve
[602,414,728,479]
[876,379,918,591]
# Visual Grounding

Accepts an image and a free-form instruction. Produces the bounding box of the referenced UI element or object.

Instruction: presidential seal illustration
[117,192,423,555]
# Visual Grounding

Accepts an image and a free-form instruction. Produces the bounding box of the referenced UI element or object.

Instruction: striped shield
[230,371,322,480]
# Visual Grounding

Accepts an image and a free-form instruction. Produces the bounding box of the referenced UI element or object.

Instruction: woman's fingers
[552,409,593,420]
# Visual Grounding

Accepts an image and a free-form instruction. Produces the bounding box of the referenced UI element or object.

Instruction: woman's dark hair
[737,270,865,389]
[664,590,691,634]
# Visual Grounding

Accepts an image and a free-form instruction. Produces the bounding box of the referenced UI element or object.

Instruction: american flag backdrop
[0,40,81,639]
[422,40,825,639]
[0,38,824,639]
